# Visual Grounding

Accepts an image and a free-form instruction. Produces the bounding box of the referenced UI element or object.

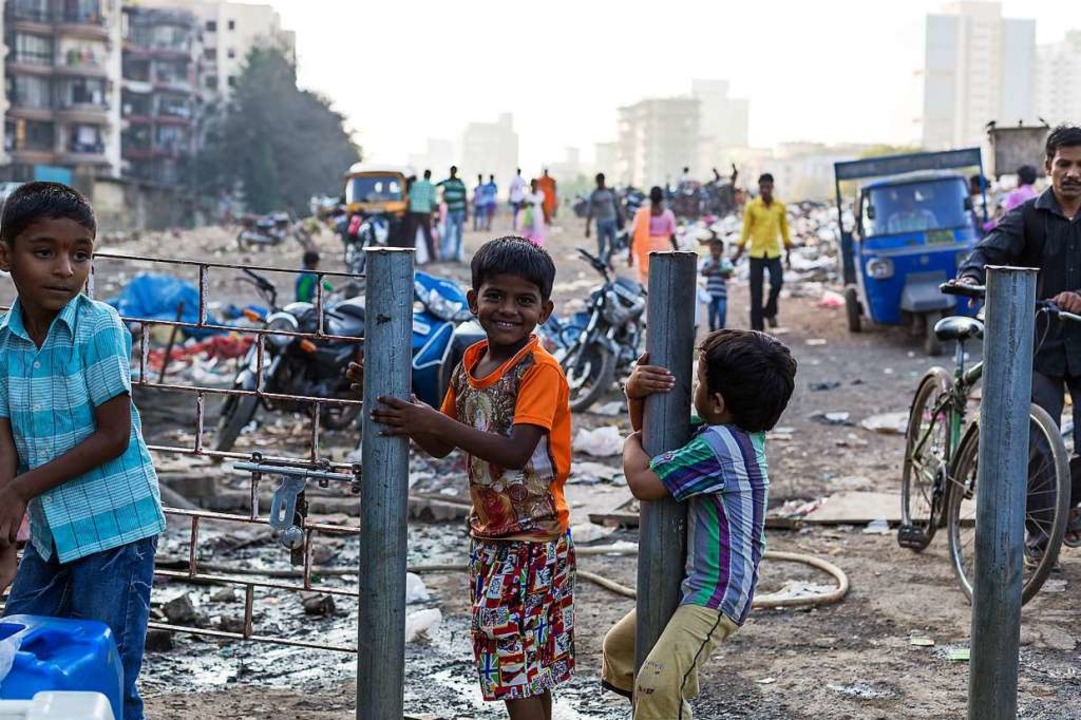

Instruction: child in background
[521,179,547,247]
[700,236,734,332]
[0,182,166,720]
[347,236,574,720]
[295,249,333,303]
[602,330,797,719]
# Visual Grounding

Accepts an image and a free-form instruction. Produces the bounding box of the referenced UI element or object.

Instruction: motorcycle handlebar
[940,281,985,299]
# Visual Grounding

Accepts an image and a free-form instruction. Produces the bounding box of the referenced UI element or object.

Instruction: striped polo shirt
[651,424,769,625]
[439,177,468,212]
[0,295,166,563]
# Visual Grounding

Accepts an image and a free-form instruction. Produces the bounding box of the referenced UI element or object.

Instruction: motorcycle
[214,269,483,452]
[343,211,390,275]
[548,249,646,412]
[236,212,301,249]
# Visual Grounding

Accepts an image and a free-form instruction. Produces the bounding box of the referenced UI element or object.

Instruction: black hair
[596,172,606,185]
[450,165,458,174]
[423,169,431,179]
[699,329,797,432]
[1045,125,1081,163]
[1,181,96,245]
[470,236,556,301]
[489,174,495,181]
[1017,165,1038,186]
[758,173,774,185]
[970,174,986,191]
[302,250,320,267]
[649,186,664,204]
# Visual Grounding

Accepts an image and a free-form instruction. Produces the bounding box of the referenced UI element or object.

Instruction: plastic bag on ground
[405,608,442,643]
[572,426,624,457]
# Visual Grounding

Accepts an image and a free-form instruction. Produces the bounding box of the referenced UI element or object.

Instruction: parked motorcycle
[236,212,301,249]
[343,212,390,275]
[214,269,483,452]
[548,249,646,412]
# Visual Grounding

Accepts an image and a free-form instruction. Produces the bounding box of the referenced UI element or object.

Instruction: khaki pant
[602,605,738,719]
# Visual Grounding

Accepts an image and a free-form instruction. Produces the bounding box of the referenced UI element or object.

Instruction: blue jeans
[4,537,157,720]
[442,210,466,261]
[595,218,617,261]
[707,295,727,331]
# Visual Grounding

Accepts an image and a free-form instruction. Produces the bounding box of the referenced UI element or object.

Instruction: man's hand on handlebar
[1053,291,1081,314]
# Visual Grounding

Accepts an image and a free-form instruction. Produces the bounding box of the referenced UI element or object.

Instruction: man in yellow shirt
[734,173,793,330]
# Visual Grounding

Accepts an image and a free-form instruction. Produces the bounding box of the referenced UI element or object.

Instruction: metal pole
[967,265,1037,720]
[635,251,696,672]
[357,247,414,719]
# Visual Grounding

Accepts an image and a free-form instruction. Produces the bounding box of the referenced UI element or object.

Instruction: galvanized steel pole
[967,265,1037,720]
[357,248,414,719]
[635,251,696,672]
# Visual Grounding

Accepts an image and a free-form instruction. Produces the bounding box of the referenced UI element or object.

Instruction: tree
[197,46,361,215]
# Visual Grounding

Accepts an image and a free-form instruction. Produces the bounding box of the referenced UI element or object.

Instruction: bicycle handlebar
[939,282,1081,324]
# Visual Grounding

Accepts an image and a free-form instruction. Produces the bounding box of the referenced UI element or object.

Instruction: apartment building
[617,97,700,189]
[3,0,124,180]
[120,4,199,186]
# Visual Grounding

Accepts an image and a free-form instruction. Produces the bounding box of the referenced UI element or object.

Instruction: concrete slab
[802,490,902,524]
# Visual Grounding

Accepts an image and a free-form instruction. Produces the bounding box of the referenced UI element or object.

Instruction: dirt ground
[6,213,1077,719]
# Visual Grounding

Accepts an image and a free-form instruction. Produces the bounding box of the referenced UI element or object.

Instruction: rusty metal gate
[84,251,378,654]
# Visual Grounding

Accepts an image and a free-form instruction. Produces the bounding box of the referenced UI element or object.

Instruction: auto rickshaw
[834,149,987,355]
[342,163,415,271]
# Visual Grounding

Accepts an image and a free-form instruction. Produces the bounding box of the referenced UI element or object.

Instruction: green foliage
[196,46,361,215]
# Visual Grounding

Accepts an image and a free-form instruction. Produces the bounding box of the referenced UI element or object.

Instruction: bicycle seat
[934,316,984,342]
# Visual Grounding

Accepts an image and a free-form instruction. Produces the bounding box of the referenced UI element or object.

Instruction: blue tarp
[108,274,224,339]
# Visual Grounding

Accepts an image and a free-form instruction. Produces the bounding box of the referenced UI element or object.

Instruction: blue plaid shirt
[0,295,165,563]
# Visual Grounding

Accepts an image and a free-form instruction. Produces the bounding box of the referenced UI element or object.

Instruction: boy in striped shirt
[602,329,797,719]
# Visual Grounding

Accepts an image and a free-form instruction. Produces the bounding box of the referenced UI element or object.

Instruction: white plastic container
[0,692,114,720]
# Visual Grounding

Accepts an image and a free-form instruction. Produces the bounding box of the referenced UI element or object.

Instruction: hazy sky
[254,0,1073,168]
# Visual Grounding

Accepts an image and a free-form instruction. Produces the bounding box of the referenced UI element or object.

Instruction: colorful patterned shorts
[469,530,575,700]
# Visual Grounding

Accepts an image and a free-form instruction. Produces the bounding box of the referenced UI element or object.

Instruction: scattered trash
[810,411,853,426]
[947,647,970,662]
[162,593,199,624]
[405,608,443,644]
[809,381,841,392]
[860,412,909,435]
[805,338,828,346]
[1042,578,1068,593]
[144,628,175,652]
[909,635,936,647]
[754,581,838,604]
[572,426,624,457]
[589,401,625,417]
[570,461,622,484]
[1040,627,1076,652]
[862,518,891,535]
[210,588,237,603]
[756,677,777,685]
[406,573,431,604]
[570,522,616,544]
[300,592,336,617]
[819,290,845,309]
[826,681,899,700]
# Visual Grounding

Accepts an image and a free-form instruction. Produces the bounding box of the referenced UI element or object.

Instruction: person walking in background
[734,173,792,331]
[522,178,547,247]
[482,174,498,232]
[509,168,527,231]
[585,173,621,264]
[701,236,734,332]
[473,174,486,232]
[628,186,677,286]
[539,169,558,225]
[1006,165,1039,212]
[438,166,468,262]
[407,169,438,262]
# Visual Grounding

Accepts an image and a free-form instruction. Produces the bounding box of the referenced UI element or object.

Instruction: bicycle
[898,282,1077,604]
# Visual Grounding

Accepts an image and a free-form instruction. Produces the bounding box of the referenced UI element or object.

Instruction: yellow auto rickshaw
[344,163,413,218]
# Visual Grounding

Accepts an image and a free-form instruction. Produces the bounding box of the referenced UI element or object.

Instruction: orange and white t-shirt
[440,336,571,541]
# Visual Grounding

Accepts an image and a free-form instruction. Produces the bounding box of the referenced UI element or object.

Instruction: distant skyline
[251,0,1073,169]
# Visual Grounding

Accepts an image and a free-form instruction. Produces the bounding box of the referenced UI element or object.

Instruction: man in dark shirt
[955,124,1081,550]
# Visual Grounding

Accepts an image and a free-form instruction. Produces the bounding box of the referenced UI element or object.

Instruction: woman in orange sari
[628,186,677,285]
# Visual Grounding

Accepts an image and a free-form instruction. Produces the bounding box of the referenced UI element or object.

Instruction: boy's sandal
[1063,507,1081,549]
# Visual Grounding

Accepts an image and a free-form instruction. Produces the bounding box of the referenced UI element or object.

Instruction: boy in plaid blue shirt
[0,183,166,720]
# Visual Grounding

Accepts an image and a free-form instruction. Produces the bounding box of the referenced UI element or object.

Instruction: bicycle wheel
[946,404,1070,605]
[899,367,954,551]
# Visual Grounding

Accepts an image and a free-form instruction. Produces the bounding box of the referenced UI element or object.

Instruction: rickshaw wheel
[844,286,861,333]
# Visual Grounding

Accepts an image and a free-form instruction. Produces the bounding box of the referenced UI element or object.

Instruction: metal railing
[82,252,383,653]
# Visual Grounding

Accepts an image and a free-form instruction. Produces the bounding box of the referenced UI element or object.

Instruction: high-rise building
[1035,30,1081,127]
[692,79,750,171]
[594,141,618,180]
[460,113,518,194]
[617,97,699,189]
[140,0,295,101]
[922,2,1036,150]
[120,5,200,186]
[3,0,124,180]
